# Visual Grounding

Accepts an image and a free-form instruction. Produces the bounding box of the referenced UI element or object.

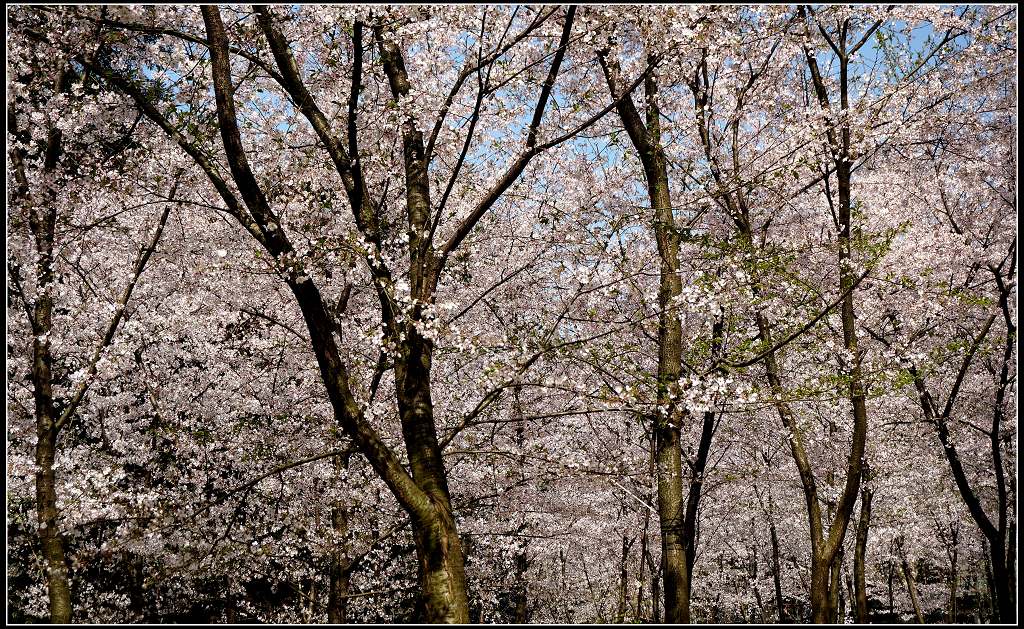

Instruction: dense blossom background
[6,4,1016,623]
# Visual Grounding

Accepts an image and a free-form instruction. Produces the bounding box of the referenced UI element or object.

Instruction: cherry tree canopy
[6,3,1017,624]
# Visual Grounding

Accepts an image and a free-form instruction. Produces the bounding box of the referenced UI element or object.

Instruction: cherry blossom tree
[6,3,1016,625]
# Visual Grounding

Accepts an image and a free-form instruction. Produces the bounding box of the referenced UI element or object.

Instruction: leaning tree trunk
[898,540,924,624]
[902,565,924,624]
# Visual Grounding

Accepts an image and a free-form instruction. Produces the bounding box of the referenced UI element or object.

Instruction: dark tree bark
[887,560,895,618]
[35,430,71,623]
[903,243,1016,624]
[93,4,624,621]
[844,570,856,624]
[652,554,663,623]
[11,66,73,625]
[11,53,171,620]
[599,31,734,620]
[636,507,650,621]
[201,7,470,621]
[796,12,877,621]
[327,453,352,623]
[853,468,873,624]
[769,514,786,622]
[983,550,996,622]
[828,548,843,622]
[116,7,583,623]
[225,576,237,624]
[511,388,530,624]
[667,17,873,620]
[944,523,959,624]
[596,48,688,623]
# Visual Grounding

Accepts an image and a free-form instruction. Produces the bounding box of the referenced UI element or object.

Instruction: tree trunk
[636,506,650,621]
[809,555,832,623]
[946,552,957,624]
[17,66,73,625]
[658,422,688,624]
[512,546,529,623]
[225,576,236,624]
[798,21,871,622]
[768,509,786,623]
[899,546,924,624]
[1004,520,1016,619]
[35,429,72,624]
[680,391,720,624]
[327,502,350,623]
[750,544,766,623]
[511,389,530,624]
[597,49,689,624]
[200,8,474,621]
[129,558,147,622]
[944,523,958,624]
[410,511,468,623]
[982,552,996,623]
[828,549,843,622]
[854,479,873,623]
[845,570,856,624]
[887,561,895,618]
[396,333,470,623]
[30,198,72,625]
[989,536,1014,624]
[648,134,687,626]
[399,338,468,622]
[901,561,925,622]
[651,553,663,623]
